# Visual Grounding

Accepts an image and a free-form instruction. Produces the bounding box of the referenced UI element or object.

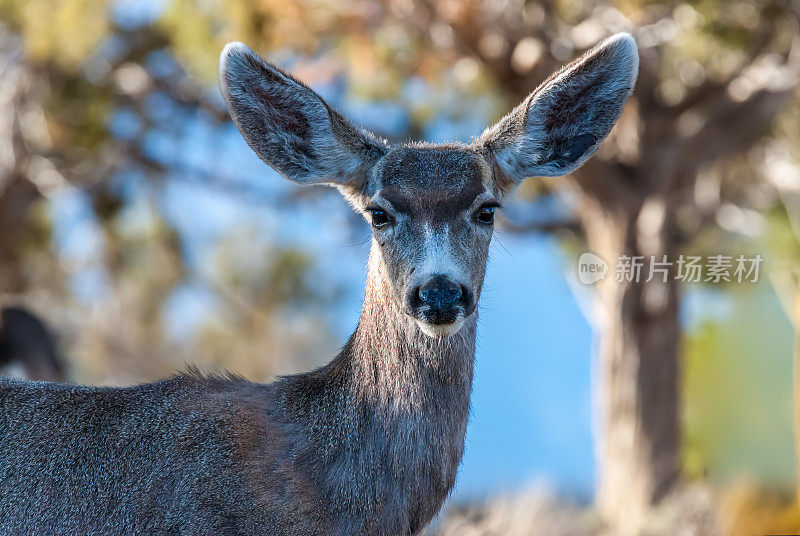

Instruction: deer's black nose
[413,275,470,324]
[418,275,462,309]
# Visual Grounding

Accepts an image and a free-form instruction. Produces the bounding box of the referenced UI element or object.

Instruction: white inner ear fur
[479,32,639,182]
[517,33,638,177]
[220,42,388,188]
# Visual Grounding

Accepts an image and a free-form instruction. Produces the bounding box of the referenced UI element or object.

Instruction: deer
[0,33,638,535]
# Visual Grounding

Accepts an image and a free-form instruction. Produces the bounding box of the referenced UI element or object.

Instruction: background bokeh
[0,0,798,534]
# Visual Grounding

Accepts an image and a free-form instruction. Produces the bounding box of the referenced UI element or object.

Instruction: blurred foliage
[717,481,800,535]
[0,0,354,383]
[683,283,795,486]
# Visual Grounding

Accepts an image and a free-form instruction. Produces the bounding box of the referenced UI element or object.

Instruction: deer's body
[0,258,473,535]
[0,33,637,535]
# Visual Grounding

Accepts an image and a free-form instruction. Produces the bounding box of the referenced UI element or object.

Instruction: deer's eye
[368,208,391,228]
[474,206,495,225]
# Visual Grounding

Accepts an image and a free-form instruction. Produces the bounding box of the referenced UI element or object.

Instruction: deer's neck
[282,245,476,534]
[344,248,476,411]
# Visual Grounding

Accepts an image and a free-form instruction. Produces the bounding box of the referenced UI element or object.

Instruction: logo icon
[578,252,608,285]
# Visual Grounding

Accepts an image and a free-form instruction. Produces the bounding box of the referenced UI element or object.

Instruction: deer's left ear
[477,33,638,185]
[219,42,388,191]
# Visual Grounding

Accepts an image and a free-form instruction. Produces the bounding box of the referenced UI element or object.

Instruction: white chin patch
[414,318,466,338]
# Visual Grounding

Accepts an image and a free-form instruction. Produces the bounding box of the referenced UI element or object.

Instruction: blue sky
[460,233,594,498]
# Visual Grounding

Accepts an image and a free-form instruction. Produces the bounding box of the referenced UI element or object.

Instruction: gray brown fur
[0,267,472,535]
[0,33,637,535]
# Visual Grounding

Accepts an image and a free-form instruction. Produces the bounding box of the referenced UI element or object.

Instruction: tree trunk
[579,193,680,534]
[0,28,43,295]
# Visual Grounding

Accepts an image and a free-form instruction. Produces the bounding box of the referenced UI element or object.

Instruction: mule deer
[0,34,637,535]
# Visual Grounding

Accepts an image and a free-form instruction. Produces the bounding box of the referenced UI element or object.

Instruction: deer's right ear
[477,33,638,189]
[219,42,387,190]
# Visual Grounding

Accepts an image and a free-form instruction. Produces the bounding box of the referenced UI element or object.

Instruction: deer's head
[220,34,638,338]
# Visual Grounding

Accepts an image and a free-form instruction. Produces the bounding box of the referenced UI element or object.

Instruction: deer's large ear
[477,33,638,186]
[220,42,387,190]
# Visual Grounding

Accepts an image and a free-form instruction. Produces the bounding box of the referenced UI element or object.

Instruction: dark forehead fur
[375,145,491,221]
